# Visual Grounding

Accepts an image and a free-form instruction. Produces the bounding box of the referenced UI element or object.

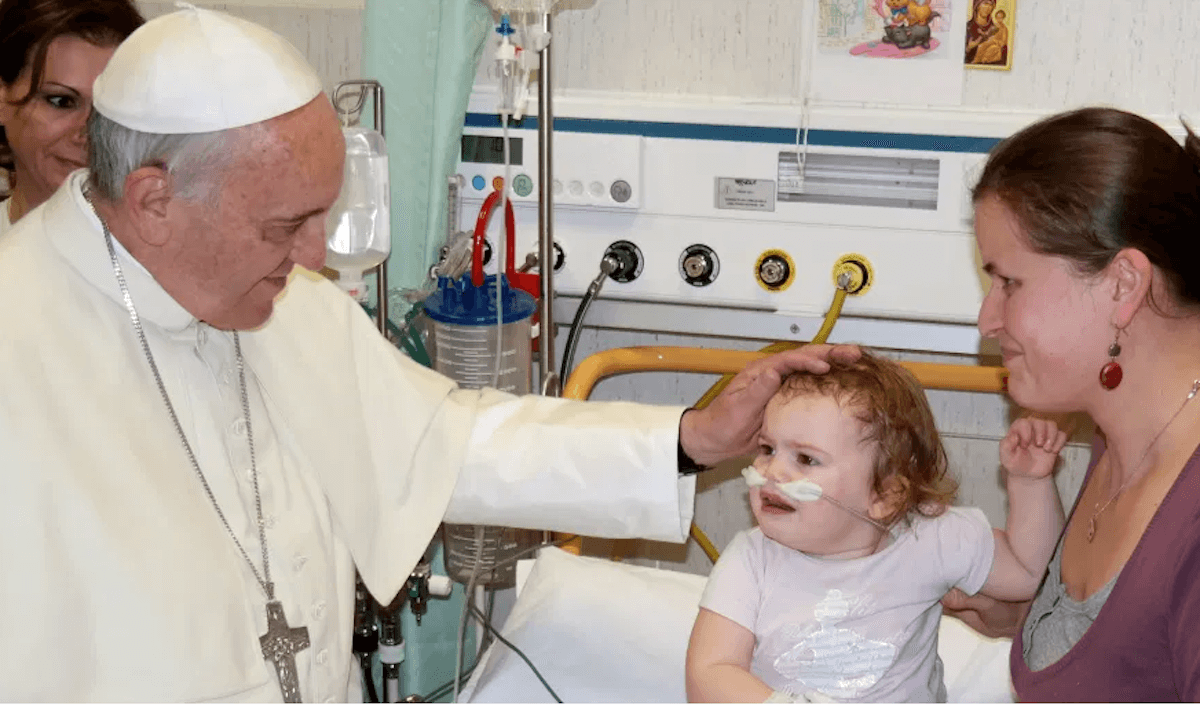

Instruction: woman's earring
[1099,330,1123,390]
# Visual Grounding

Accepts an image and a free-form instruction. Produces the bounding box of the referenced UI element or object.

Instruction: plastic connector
[496,14,515,37]
[524,26,551,53]
[336,274,370,303]
[428,575,454,597]
[495,34,517,63]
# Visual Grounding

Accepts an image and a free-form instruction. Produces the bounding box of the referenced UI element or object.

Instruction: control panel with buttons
[458,128,643,210]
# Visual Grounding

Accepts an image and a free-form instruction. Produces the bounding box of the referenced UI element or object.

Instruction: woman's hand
[941,587,1031,640]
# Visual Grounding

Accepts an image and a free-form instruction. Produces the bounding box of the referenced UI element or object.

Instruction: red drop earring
[1099,330,1123,390]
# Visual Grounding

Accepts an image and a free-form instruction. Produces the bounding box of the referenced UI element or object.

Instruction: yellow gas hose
[689,285,850,564]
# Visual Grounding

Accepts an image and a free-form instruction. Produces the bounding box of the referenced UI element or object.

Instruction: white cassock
[0,171,695,701]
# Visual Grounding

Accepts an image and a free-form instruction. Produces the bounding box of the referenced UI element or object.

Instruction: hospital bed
[461,346,1016,703]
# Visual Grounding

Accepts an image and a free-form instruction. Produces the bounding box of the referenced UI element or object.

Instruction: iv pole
[537,11,558,397]
[481,2,564,395]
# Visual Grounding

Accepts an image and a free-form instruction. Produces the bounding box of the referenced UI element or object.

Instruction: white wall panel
[546,1,1200,116]
[136,1,362,95]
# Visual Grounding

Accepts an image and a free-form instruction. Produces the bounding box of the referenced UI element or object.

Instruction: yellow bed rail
[564,346,1007,401]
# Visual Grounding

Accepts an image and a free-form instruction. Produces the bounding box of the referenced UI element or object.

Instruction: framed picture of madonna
[964,0,1014,69]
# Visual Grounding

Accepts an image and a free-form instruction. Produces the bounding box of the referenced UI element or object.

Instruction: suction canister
[423,272,540,586]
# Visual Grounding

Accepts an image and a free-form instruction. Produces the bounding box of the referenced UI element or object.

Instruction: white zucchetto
[92,2,323,134]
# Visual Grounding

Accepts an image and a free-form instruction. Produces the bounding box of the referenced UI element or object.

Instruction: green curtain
[361,0,492,698]
[364,0,492,321]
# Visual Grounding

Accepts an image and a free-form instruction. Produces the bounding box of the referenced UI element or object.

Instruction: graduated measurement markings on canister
[433,325,528,392]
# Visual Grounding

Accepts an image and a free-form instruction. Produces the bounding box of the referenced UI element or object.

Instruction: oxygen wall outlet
[603,240,643,283]
[832,253,873,296]
[755,249,796,292]
[679,244,719,287]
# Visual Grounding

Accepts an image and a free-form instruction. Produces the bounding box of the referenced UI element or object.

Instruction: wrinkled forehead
[212,101,344,218]
[236,100,343,176]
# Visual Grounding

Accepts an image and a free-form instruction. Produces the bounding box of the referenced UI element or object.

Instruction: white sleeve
[444,388,695,544]
[929,506,996,596]
[699,530,763,632]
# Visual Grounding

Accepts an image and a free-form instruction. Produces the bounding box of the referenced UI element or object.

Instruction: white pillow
[462,547,1014,703]
[937,616,1015,703]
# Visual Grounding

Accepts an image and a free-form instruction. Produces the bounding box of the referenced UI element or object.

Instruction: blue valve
[496,14,515,36]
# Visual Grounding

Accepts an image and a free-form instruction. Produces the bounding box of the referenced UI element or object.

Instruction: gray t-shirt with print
[700,507,994,703]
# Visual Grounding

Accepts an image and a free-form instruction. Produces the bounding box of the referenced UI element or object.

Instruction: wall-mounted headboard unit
[458,96,1007,355]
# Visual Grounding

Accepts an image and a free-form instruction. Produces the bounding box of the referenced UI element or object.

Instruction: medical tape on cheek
[777,478,823,502]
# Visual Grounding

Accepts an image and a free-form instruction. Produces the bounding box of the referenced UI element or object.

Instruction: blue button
[472,175,485,191]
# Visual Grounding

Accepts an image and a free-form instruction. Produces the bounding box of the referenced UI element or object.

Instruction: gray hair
[86,111,252,203]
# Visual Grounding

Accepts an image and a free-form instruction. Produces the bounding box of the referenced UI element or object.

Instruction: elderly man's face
[162,96,345,330]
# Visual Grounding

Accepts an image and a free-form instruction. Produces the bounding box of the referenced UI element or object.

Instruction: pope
[0,5,858,701]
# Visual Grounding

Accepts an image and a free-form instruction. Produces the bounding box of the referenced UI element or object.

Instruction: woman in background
[947,106,1200,701]
[0,0,142,235]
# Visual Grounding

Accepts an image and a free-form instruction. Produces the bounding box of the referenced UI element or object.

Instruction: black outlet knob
[680,244,719,287]
[603,240,643,283]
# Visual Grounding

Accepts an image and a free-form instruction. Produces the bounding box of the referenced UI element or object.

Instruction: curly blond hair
[777,349,957,525]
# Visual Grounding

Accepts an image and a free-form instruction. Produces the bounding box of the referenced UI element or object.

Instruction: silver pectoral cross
[260,600,311,703]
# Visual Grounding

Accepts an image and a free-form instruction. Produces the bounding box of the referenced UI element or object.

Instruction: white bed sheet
[462,547,1015,703]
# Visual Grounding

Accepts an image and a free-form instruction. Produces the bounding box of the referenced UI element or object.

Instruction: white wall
[149,0,1200,120]
[547,0,1200,118]
[136,1,362,96]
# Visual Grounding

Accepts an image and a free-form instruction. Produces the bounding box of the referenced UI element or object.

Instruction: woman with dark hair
[945,106,1200,700]
[0,0,143,234]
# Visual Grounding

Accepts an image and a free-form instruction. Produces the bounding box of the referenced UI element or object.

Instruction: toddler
[686,351,1065,703]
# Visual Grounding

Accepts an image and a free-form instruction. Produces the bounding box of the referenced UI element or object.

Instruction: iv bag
[326,126,390,301]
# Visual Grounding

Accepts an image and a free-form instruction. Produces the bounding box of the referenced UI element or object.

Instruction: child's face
[751,392,886,556]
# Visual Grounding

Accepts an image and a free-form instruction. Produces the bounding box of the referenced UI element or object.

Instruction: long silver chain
[91,196,274,600]
[1088,378,1200,542]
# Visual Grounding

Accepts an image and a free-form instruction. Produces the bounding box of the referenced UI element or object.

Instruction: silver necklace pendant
[1086,379,1200,546]
[261,599,311,703]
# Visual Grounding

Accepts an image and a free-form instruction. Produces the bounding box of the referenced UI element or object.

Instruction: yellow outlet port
[832,253,873,296]
[755,249,796,292]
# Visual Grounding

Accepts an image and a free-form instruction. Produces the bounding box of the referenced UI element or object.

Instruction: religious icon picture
[964,0,1014,69]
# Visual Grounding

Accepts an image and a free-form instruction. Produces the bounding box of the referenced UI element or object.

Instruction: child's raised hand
[999,416,1067,479]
